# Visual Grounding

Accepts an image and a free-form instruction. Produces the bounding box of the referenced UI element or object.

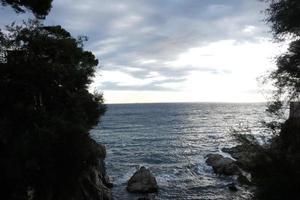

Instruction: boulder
[227,183,238,192]
[127,166,158,193]
[222,145,257,169]
[237,174,251,185]
[205,154,240,175]
[222,145,272,171]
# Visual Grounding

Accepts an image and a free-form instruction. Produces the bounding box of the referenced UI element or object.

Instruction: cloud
[39,0,270,91]
[1,0,279,102]
[99,77,185,91]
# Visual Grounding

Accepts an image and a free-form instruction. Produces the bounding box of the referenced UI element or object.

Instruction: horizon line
[104,101,268,105]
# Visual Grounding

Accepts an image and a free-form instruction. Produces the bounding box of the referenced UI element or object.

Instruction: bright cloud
[1,0,287,103]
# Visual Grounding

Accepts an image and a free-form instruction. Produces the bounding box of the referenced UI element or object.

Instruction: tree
[265,0,300,108]
[1,0,53,18]
[0,20,106,199]
[262,0,300,136]
[243,1,300,199]
[265,0,300,39]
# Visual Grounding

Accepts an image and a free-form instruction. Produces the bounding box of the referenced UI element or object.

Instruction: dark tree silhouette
[242,1,300,199]
[266,0,300,39]
[264,0,300,119]
[0,20,106,199]
[1,0,53,18]
[269,40,300,102]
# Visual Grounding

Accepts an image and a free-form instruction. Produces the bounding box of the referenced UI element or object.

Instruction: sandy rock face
[127,166,158,193]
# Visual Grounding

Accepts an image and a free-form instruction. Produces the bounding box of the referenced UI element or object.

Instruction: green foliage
[261,101,286,134]
[265,0,300,39]
[244,2,300,198]
[0,0,53,18]
[229,124,300,199]
[0,20,106,199]
[270,40,300,100]
[263,0,300,125]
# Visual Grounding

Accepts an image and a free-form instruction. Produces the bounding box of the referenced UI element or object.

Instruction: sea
[90,103,270,200]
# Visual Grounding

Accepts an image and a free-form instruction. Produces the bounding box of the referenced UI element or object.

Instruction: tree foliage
[246,1,300,199]
[0,0,53,18]
[265,0,300,39]
[270,40,300,101]
[0,20,106,199]
[264,0,300,117]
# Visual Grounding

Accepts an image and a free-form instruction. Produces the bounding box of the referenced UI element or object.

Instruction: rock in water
[222,144,272,171]
[127,166,158,193]
[205,154,240,175]
[205,154,223,166]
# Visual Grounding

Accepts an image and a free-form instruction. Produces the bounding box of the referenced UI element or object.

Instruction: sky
[1,0,287,103]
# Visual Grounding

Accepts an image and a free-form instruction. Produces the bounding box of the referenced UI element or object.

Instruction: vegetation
[265,0,300,115]
[0,0,53,18]
[0,1,106,199]
[231,1,300,199]
[264,0,300,153]
[265,0,300,39]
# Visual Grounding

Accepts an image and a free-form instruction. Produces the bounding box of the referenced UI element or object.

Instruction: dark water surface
[91,103,268,200]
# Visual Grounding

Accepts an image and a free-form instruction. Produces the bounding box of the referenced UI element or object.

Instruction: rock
[127,166,158,193]
[92,142,113,189]
[237,174,251,185]
[78,139,112,200]
[27,187,34,200]
[79,166,112,200]
[137,197,151,200]
[222,145,272,171]
[20,139,112,200]
[227,183,238,192]
[90,139,106,159]
[222,145,257,169]
[104,174,113,188]
[205,154,241,175]
[206,154,223,166]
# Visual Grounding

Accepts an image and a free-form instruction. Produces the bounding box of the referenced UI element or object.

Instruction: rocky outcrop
[227,183,238,192]
[205,153,252,189]
[127,166,158,193]
[137,197,151,200]
[78,141,113,200]
[79,165,112,200]
[205,154,241,175]
[222,144,272,171]
[24,140,113,200]
[237,174,252,185]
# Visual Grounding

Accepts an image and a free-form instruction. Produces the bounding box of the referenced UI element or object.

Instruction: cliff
[26,139,112,200]
[76,139,112,200]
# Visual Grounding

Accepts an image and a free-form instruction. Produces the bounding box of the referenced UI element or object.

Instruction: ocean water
[91,103,269,200]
